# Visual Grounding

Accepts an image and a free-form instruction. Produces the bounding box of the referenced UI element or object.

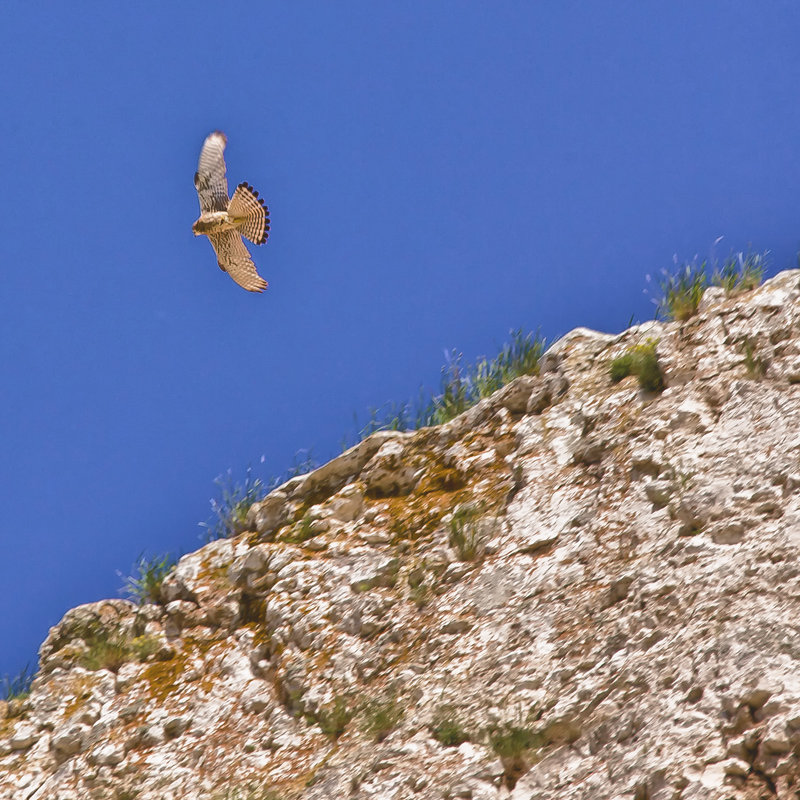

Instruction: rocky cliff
[5,271,800,800]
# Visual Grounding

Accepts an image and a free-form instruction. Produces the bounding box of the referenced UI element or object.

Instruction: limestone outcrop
[5,271,800,799]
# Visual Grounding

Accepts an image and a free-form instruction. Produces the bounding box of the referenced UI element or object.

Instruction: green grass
[743,339,767,379]
[75,624,161,673]
[431,707,470,746]
[200,466,270,541]
[429,330,545,426]
[448,503,488,561]
[315,695,354,740]
[201,454,319,542]
[609,339,664,393]
[2,663,35,703]
[488,724,543,759]
[122,552,176,605]
[350,329,545,440]
[360,694,404,742]
[712,250,765,294]
[654,250,766,321]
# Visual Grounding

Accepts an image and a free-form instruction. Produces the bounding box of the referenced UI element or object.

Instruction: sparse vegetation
[448,503,488,561]
[712,250,765,294]
[315,695,354,740]
[2,663,35,704]
[122,552,177,605]
[654,250,766,321]
[431,707,470,746]
[610,339,664,393]
[360,694,404,742]
[279,512,317,544]
[200,466,269,541]
[488,723,544,759]
[75,625,161,673]
[488,721,545,789]
[351,329,545,440]
[743,339,767,379]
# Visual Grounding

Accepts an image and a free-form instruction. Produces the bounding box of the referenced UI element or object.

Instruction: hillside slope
[5,271,800,800]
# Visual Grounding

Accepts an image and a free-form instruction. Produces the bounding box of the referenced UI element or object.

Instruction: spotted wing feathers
[194,131,230,213]
[228,182,270,245]
[208,230,268,293]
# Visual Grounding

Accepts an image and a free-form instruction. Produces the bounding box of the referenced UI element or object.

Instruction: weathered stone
[9,723,38,751]
[361,440,420,496]
[247,490,290,539]
[10,270,800,799]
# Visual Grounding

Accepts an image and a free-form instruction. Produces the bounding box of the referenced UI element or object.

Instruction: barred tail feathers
[228,183,270,245]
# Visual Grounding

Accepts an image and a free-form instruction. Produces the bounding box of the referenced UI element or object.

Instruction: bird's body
[193,131,270,293]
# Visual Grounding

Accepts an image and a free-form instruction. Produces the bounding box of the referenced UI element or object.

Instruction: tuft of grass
[75,625,161,673]
[655,258,708,321]
[743,339,767,380]
[316,695,354,740]
[348,329,546,444]
[360,694,404,742]
[2,663,35,703]
[280,512,317,544]
[488,724,544,760]
[448,503,488,562]
[200,466,269,541]
[609,339,664,393]
[431,707,470,747]
[712,251,765,294]
[429,330,545,426]
[81,633,136,673]
[122,552,176,605]
[653,250,766,321]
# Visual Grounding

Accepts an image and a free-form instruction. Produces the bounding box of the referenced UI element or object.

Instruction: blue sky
[2,2,800,679]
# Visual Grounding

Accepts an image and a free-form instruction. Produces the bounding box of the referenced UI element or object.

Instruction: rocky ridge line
[4,271,800,799]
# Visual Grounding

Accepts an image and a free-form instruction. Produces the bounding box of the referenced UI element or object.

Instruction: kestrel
[192,131,270,292]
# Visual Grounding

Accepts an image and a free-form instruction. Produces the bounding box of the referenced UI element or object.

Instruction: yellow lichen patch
[140,650,187,704]
[62,672,100,718]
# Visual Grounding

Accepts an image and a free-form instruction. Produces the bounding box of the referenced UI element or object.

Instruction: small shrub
[122,552,176,605]
[360,694,404,742]
[431,707,470,746]
[2,663,35,705]
[130,635,161,661]
[316,695,354,740]
[609,339,664,393]
[448,504,488,561]
[409,582,431,609]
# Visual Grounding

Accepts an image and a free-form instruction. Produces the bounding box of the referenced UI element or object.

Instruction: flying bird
[192,131,270,292]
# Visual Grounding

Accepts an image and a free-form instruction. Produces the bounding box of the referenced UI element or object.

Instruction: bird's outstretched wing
[194,131,229,213]
[208,231,268,293]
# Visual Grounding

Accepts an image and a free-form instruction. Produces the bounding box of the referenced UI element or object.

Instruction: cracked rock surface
[5,271,800,798]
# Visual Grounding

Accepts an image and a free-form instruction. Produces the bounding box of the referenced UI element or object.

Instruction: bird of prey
[192,131,270,292]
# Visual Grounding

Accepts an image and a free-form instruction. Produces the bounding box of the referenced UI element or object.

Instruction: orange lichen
[140,650,187,703]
